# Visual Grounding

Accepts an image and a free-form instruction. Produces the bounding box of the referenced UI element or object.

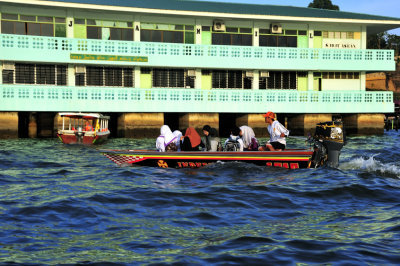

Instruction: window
[76,67,134,87]
[1,13,65,37]
[259,29,302,48]
[152,69,187,88]
[105,67,122,86]
[2,70,14,84]
[36,64,56,84]
[140,23,194,44]
[259,71,298,90]
[87,66,104,86]
[320,72,360,79]
[11,63,67,85]
[212,70,251,89]
[212,33,252,46]
[15,64,35,84]
[57,65,67,85]
[322,31,355,39]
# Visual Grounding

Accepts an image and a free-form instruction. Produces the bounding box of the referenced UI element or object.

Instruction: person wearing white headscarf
[239,125,259,151]
[172,130,182,151]
[156,125,176,152]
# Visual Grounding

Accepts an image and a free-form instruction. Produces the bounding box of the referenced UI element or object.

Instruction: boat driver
[259,111,289,151]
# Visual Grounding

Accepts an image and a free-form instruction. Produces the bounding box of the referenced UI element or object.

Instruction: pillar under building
[0,112,18,138]
[179,113,219,134]
[342,114,385,135]
[28,112,38,138]
[118,113,164,138]
[288,114,333,136]
[236,113,267,136]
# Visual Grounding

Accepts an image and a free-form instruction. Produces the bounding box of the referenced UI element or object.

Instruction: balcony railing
[0,85,394,113]
[0,34,395,71]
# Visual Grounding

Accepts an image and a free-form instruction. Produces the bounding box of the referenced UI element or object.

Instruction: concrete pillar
[253,27,259,47]
[288,114,333,136]
[179,113,219,134]
[195,69,201,89]
[134,21,140,41]
[0,112,18,138]
[236,113,267,136]
[308,25,314,48]
[66,11,74,38]
[134,67,141,88]
[360,71,366,91]
[37,113,55,138]
[308,71,314,91]
[343,113,384,135]
[0,62,3,84]
[68,64,75,86]
[195,24,202,44]
[28,113,38,138]
[53,113,63,135]
[252,71,259,90]
[118,113,164,138]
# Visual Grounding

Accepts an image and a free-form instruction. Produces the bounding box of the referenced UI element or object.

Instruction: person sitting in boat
[259,111,289,151]
[85,121,93,131]
[180,127,202,151]
[239,125,259,151]
[156,125,178,152]
[224,126,244,151]
[172,130,183,151]
[201,125,222,151]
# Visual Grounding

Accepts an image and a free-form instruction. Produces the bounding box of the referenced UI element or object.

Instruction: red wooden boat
[57,112,110,145]
[101,121,345,169]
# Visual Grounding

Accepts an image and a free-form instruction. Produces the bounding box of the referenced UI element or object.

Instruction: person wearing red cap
[259,111,289,151]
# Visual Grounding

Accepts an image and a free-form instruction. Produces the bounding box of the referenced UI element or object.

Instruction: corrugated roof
[40,0,400,21]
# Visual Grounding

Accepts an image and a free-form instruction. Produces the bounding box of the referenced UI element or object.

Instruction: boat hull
[58,131,110,145]
[101,149,315,169]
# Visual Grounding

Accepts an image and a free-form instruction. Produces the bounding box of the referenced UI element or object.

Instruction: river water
[1,132,400,265]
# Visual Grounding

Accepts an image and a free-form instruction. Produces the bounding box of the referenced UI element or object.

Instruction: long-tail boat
[100,121,345,169]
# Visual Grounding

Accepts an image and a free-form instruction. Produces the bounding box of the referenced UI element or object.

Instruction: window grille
[152,68,191,88]
[11,63,67,85]
[2,70,14,84]
[211,70,251,89]
[78,66,134,87]
[259,71,298,90]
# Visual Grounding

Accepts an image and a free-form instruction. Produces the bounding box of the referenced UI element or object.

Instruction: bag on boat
[249,137,259,151]
[224,137,240,151]
[165,141,178,152]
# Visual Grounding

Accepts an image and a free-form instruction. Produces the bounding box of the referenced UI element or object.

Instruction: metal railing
[0,34,395,71]
[0,85,394,113]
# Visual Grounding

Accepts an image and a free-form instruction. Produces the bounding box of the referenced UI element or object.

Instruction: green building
[1,0,400,137]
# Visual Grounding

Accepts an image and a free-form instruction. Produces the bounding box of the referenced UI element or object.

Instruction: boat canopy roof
[58,112,110,120]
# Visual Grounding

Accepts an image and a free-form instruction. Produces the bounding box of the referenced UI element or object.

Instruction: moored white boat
[57,112,110,145]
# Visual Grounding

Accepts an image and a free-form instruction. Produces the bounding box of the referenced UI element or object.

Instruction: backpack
[224,137,240,151]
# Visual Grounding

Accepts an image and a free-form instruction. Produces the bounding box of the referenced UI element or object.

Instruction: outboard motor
[311,121,345,168]
[75,126,84,143]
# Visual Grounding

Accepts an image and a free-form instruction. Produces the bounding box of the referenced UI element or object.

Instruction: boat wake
[340,155,400,178]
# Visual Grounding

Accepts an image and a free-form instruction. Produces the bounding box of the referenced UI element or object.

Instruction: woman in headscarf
[156,125,177,152]
[180,127,201,151]
[172,130,183,151]
[239,125,259,151]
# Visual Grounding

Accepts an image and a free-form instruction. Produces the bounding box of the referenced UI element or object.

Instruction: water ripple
[0,134,400,264]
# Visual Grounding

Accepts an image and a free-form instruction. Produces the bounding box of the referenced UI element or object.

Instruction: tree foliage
[368,32,400,56]
[308,0,339,10]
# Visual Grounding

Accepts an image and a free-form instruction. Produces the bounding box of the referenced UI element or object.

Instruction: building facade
[1,0,400,137]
